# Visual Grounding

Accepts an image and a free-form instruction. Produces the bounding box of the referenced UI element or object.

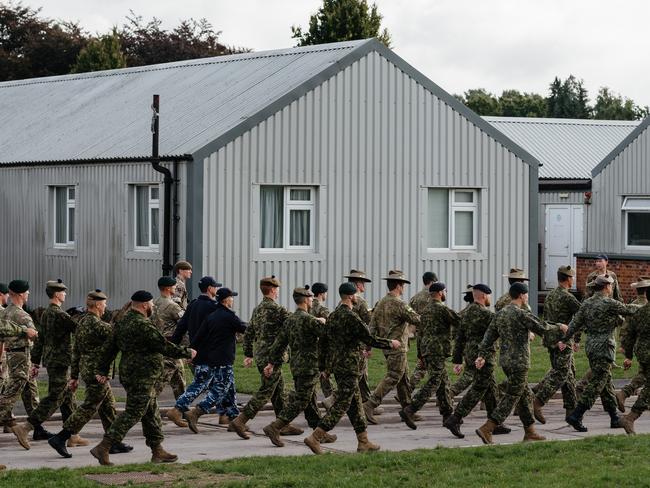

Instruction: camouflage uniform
[64,312,117,434]
[410,299,459,415]
[152,296,186,399]
[565,292,638,412]
[317,304,394,433]
[495,293,532,312]
[28,303,78,425]
[453,303,499,418]
[479,304,559,426]
[353,294,373,402]
[0,317,26,396]
[269,309,324,427]
[97,309,191,447]
[585,270,622,302]
[172,279,189,310]
[241,297,290,419]
[408,289,431,389]
[534,286,580,410]
[449,304,479,396]
[619,294,649,398]
[366,295,420,408]
[621,303,650,414]
[309,298,333,397]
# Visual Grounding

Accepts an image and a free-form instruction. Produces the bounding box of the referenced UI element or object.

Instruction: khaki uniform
[152,296,186,399]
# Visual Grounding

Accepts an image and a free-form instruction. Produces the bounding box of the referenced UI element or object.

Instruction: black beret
[472,284,492,295]
[158,276,177,288]
[0,283,8,294]
[312,282,328,295]
[9,280,29,293]
[509,282,529,298]
[429,282,446,293]
[422,271,438,284]
[339,282,357,296]
[131,290,153,302]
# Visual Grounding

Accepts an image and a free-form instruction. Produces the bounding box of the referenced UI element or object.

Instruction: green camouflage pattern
[309,298,330,319]
[269,309,324,376]
[0,319,26,338]
[1,304,35,349]
[585,270,622,302]
[172,279,188,310]
[31,303,77,368]
[542,286,581,347]
[71,312,114,381]
[243,297,290,363]
[453,302,496,366]
[417,299,460,360]
[369,294,420,354]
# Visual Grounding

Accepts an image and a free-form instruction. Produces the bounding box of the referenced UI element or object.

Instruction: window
[134,185,160,250]
[53,186,75,248]
[623,197,650,249]
[427,188,478,250]
[260,186,315,251]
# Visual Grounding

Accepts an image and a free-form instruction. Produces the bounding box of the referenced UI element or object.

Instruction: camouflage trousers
[242,363,286,420]
[175,364,239,418]
[622,362,646,398]
[153,358,186,400]
[630,360,650,413]
[320,374,334,398]
[0,351,38,424]
[408,359,427,390]
[28,366,76,425]
[367,352,412,408]
[358,353,371,403]
[450,363,475,397]
[278,373,321,428]
[410,356,453,416]
[106,382,163,447]
[577,357,617,412]
[318,371,366,434]
[489,367,535,427]
[64,376,116,434]
[454,361,499,419]
[533,347,577,411]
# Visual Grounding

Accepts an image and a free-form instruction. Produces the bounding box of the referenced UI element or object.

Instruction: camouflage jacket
[243,297,290,364]
[172,279,189,310]
[566,292,639,363]
[495,292,532,313]
[621,303,650,364]
[152,296,184,338]
[585,270,622,302]
[309,298,330,319]
[452,302,496,366]
[31,303,78,369]
[268,309,324,377]
[97,309,191,386]
[409,289,432,315]
[2,304,36,349]
[353,294,372,325]
[542,286,581,348]
[369,294,420,355]
[320,304,394,375]
[0,318,27,339]
[418,299,460,360]
[619,295,648,347]
[71,312,114,381]
[479,304,558,370]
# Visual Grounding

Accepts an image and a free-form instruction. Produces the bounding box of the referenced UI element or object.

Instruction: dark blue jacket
[191,303,247,367]
[171,295,218,344]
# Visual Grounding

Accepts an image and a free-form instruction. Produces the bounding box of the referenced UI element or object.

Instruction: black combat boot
[443,413,464,438]
[566,404,588,432]
[48,429,72,458]
[33,423,54,441]
[109,441,134,454]
[607,409,623,429]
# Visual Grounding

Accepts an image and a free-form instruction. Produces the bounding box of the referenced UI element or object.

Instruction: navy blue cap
[216,287,238,301]
[131,290,153,302]
[509,282,529,298]
[596,254,609,261]
[472,284,492,295]
[198,276,222,291]
[429,282,446,293]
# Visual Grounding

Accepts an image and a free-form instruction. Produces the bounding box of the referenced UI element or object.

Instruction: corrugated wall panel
[203,52,531,318]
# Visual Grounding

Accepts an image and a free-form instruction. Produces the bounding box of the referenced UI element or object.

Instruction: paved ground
[1,391,646,470]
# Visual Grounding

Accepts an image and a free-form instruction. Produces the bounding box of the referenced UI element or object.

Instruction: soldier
[585,254,622,301]
[230,276,302,439]
[475,283,566,444]
[172,260,193,310]
[47,290,132,458]
[363,270,420,424]
[399,282,459,429]
[407,272,437,390]
[262,285,336,447]
[309,282,333,399]
[615,277,650,411]
[448,285,479,398]
[565,275,639,432]
[618,285,650,434]
[532,265,581,424]
[0,283,9,394]
[167,288,246,432]
[443,284,511,438]
[303,283,400,454]
[90,290,194,466]
[152,276,186,400]
[495,268,530,311]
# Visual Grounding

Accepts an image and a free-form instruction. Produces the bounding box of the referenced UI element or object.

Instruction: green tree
[456,89,501,116]
[292,0,391,47]
[593,87,649,120]
[499,90,547,117]
[547,75,591,119]
[72,29,126,73]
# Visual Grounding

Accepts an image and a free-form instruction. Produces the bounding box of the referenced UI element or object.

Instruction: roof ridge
[484,116,639,126]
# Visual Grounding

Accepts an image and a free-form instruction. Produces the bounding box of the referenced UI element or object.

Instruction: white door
[544,204,584,289]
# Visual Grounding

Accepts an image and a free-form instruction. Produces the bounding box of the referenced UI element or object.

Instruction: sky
[25,0,650,106]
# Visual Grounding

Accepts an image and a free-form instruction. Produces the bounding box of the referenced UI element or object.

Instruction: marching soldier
[309,282,334,398]
[495,268,530,311]
[172,261,193,310]
[407,272,437,390]
[448,285,479,398]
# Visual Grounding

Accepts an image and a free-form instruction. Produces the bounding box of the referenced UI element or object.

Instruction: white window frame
[623,196,650,250]
[134,185,160,252]
[53,186,76,249]
[427,188,479,252]
[260,186,315,253]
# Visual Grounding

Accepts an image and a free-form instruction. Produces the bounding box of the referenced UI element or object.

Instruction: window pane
[68,187,75,201]
[55,187,67,244]
[454,191,473,203]
[622,197,650,210]
[454,211,474,246]
[151,208,159,246]
[427,189,449,248]
[260,186,283,248]
[289,209,310,246]
[290,189,311,201]
[68,207,75,243]
[136,186,149,247]
[150,186,159,201]
[628,212,650,246]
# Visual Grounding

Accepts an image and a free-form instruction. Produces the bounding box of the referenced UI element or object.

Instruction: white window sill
[423,250,486,260]
[253,251,324,262]
[126,249,161,260]
[46,246,77,257]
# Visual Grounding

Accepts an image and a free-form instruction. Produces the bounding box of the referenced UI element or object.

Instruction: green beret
[312,282,328,295]
[509,282,529,298]
[339,282,357,296]
[88,289,108,301]
[0,283,8,294]
[9,280,29,293]
[131,290,153,302]
[46,279,67,292]
[158,276,177,288]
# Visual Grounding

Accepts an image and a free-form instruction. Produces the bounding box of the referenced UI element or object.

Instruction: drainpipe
[151,94,174,276]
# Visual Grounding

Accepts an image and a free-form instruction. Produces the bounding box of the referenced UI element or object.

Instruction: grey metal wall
[589,126,650,254]
[201,51,532,318]
[0,162,189,308]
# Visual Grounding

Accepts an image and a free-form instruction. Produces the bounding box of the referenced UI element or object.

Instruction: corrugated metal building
[0,39,539,315]
[484,117,639,290]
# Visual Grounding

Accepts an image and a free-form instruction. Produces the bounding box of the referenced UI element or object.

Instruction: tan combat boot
[356,431,380,452]
[229,413,250,439]
[11,421,33,450]
[615,390,627,413]
[185,406,206,434]
[0,465,5,470]
[619,410,642,435]
[280,423,304,435]
[151,444,178,463]
[532,398,546,424]
[362,401,378,425]
[476,419,497,445]
[321,431,337,444]
[67,434,89,447]
[263,418,287,447]
[90,436,114,466]
[218,414,230,425]
[304,427,327,454]
[165,407,189,428]
[523,424,546,442]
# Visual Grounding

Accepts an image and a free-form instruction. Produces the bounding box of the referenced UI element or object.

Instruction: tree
[593,87,649,120]
[456,89,501,116]
[72,29,126,73]
[499,90,547,117]
[546,75,591,119]
[292,0,391,47]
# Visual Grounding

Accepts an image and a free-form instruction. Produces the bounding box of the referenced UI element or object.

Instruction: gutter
[0,155,192,168]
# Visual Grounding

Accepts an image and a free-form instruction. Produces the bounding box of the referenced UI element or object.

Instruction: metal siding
[202,52,531,318]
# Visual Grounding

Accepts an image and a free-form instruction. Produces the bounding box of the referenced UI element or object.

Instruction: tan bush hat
[382,270,411,284]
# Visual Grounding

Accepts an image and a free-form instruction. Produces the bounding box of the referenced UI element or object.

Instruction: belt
[7,347,28,353]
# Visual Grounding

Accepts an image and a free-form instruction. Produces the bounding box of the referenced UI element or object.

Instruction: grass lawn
[2,434,649,487]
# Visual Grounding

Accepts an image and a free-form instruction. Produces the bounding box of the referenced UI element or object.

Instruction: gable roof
[0,39,538,168]
[484,116,639,180]
[591,116,650,177]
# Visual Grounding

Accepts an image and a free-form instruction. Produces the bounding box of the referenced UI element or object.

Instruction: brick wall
[576,256,650,302]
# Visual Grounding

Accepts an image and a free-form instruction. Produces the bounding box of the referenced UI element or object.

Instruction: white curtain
[55,187,66,244]
[136,186,149,247]
[427,189,449,248]
[261,186,283,248]
[289,209,310,246]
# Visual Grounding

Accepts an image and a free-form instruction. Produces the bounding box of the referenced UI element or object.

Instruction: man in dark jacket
[170,276,222,345]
